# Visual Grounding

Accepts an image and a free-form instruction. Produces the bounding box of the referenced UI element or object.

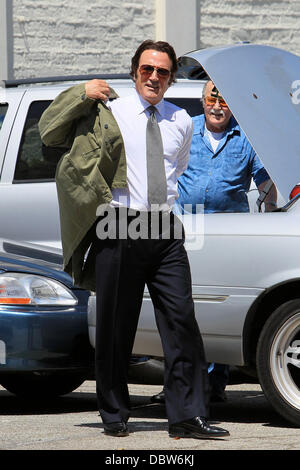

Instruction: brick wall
[198,0,300,55]
[13,0,155,79]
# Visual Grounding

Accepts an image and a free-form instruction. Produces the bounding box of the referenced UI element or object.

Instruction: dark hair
[130,40,177,84]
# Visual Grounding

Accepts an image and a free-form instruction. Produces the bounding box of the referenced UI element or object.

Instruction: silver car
[88,44,300,427]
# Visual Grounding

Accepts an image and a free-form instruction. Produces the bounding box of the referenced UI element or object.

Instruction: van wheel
[256,299,300,426]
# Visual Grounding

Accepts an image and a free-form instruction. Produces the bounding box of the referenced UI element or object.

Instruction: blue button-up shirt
[177,114,270,213]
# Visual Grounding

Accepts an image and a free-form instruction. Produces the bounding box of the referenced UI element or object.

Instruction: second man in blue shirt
[177,80,277,214]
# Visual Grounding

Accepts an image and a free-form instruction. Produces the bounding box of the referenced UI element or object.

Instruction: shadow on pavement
[0,387,98,415]
[0,383,293,429]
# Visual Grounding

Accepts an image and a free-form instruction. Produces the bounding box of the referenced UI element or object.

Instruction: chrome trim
[193,294,228,302]
[143,292,228,302]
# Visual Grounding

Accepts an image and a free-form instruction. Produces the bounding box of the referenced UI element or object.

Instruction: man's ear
[168,74,175,86]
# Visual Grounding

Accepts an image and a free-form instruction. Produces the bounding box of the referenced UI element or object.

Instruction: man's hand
[85,79,111,101]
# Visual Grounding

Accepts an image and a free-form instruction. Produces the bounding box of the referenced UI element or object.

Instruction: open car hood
[180,44,300,200]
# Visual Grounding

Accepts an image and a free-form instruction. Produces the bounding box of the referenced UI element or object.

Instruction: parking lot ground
[0,380,299,452]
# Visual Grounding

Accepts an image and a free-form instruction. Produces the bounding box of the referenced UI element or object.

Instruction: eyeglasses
[139,64,171,79]
[205,96,228,108]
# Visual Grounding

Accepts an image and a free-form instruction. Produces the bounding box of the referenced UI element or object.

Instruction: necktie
[146,106,167,206]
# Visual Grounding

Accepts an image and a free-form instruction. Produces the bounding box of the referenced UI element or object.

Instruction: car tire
[256,299,300,426]
[0,372,86,398]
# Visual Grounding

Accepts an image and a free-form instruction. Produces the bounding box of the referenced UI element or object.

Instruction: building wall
[13,0,155,78]
[10,0,300,80]
[197,0,300,55]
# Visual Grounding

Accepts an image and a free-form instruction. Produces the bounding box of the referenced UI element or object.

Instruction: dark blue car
[0,239,94,397]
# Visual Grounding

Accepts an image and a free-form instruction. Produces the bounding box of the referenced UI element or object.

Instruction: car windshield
[0,104,8,131]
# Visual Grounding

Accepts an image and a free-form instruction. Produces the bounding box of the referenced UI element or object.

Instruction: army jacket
[39,83,127,291]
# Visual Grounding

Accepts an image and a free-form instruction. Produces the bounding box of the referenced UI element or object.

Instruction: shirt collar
[134,89,165,116]
[198,114,239,136]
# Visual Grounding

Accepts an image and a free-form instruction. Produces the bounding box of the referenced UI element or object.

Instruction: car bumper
[0,294,94,374]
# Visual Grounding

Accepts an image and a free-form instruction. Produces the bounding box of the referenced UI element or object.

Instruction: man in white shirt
[85,40,229,439]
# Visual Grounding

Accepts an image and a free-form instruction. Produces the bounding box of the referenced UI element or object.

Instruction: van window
[0,104,8,131]
[14,101,65,182]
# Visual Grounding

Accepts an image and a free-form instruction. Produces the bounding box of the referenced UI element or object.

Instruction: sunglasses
[139,64,171,79]
[205,96,228,108]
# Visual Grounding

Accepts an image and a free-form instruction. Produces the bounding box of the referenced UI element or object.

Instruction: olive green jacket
[39,83,127,291]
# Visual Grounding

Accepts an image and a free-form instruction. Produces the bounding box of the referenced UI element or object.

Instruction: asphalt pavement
[1,379,299,453]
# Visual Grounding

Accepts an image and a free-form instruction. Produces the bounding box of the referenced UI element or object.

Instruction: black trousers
[93,211,209,425]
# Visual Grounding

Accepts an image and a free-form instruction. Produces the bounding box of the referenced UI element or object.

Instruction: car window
[13,97,203,183]
[14,100,65,183]
[0,104,8,131]
[165,97,203,117]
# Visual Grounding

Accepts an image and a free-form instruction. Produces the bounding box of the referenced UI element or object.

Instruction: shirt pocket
[221,152,247,175]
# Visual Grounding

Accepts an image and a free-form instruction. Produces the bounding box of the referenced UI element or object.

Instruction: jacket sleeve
[38,83,97,148]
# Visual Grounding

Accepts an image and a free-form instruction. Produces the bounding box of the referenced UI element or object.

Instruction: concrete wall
[197,0,300,55]
[155,0,199,56]
[0,1,13,80]
[13,0,155,78]
[8,0,300,80]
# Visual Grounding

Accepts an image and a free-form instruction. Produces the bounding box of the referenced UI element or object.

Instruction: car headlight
[0,273,78,306]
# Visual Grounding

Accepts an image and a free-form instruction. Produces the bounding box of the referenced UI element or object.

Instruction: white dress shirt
[108,90,193,211]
